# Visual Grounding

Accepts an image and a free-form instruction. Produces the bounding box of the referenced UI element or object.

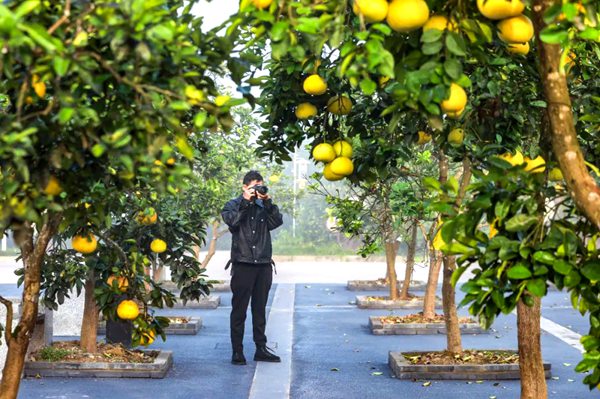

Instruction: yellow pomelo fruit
[303,74,328,95]
[498,15,534,43]
[330,157,354,176]
[423,15,457,32]
[312,143,337,163]
[150,238,167,253]
[72,234,98,254]
[446,107,465,119]
[251,0,272,9]
[327,95,353,115]
[499,150,525,166]
[524,155,546,173]
[107,275,129,293]
[548,167,564,181]
[117,300,139,320]
[386,0,430,32]
[44,176,63,196]
[477,0,525,20]
[333,140,353,157]
[417,131,432,145]
[32,74,47,98]
[323,163,344,181]
[353,0,389,23]
[448,128,464,146]
[140,329,156,346]
[441,83,467,113]
[295,102,318,119]
[268,175,281,183]
[507,42,530,55]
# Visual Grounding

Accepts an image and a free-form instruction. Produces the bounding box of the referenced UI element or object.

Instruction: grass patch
[39,346,72,362]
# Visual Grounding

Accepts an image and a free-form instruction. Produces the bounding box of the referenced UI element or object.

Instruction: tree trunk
[532,0,600,230]
[0,215,61,399]
[517,297,547,399]
[201,220,225,269]
[385,241,399,301]
[79,271,99,353]
[422,250,442,319]
[399,223,418,300]
[442,255,462,353]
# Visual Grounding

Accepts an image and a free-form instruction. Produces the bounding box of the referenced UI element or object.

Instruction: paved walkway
[0,255,596,398]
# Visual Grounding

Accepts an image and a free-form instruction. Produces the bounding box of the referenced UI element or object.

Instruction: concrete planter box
[356,295,442,310]
[98,317,201,336]
[347,280,426,292]
[168,295,220,309]
[369,316,487,335]
[389,351,552,380]
[24,350,173,379]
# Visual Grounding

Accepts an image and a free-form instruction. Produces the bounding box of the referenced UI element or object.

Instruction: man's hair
[243,170,263,185]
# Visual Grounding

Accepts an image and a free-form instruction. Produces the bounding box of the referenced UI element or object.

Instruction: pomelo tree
[0,1,241,397]
[228,0,599,397]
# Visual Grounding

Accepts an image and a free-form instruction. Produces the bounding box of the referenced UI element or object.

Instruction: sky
[191,0,241,31]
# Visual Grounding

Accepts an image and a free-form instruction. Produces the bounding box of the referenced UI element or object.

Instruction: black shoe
[232,351,247,365]
[254,345,281,362]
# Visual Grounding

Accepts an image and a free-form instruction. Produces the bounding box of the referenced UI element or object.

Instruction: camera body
[251,185,269,195]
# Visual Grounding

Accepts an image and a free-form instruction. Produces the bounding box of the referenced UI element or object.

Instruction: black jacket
[221,195,283,265]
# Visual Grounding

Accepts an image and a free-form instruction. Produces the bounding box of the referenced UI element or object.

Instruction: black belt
[225,259,277,274]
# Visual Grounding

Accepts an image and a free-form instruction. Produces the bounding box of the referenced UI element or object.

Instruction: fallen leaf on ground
[330,368,339,372]
[371,372,383,376]
[422,381,431,387]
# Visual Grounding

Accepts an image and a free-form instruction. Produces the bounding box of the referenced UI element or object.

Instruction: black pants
[230,263,273,353]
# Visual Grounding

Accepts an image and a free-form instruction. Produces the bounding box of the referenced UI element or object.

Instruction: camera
[251,185,269,195]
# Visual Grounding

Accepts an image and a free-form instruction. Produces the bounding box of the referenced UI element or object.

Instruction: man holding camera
[221,170,284,365]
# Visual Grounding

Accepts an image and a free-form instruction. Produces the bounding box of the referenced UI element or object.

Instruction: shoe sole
[232,361,247,365]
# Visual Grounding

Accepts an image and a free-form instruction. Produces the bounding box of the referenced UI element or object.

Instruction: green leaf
[581,260,600,282]
[91,144,106,158]
[443,59,462,80]
[505,214,538,233]
[451,266,468,287]
[539,26,569,44]
[15,0,40,18]
[20,23,61,52]
[57,107,74,124]
[421,29,442,43]
[565,270,581,288]
[526,279,547,297]
[422,41,443,55]
[53,56,71,77]
[359,78,377,95]
[494,199,510,220]
[507,264,532,279]
[445,33,467,56]
[532,251,556,266]
[271,21,288,42]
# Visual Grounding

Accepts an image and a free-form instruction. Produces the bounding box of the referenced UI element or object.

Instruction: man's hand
[256,191,270,201]
[242,186,256,201]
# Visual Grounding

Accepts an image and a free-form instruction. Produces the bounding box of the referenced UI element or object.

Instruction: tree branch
[532,0,600,230]
[47,0,71,35]
[94,231,130,269]
[0,295,14,346]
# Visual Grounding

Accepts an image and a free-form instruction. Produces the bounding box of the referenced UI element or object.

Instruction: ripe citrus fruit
[107,275,129,293]
[140,329,156,346]
[295,102,318,119]
[476,0,525,20]
[44,176,63,196]
[448,128,464,146]
[417,131,432,145]
[489,219,499,238]
[117,300,139,320]
[136,208,158,225]
[330,157,354,176]
[32,74,46,98]
[333,140,353,157]
[353,0,389,23]
[312,143,337,162]
[251,0,272,9]
[441,83,467,113]
[499,150,524,166]
[548,167,564,181]
[423,15,457,32]
[446,108,465,119]
[303,74,328,95]
[327,95,353,115]
[507,42,530,55]
[72,234,98,254]
[150,238,167,253]
[524,155,546,173]
[498,15,534,43]
[386,0,429,32]
[323,163,344,181]
[268,175,281,183]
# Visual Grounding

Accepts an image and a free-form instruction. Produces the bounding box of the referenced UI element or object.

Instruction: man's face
[243,180,263,191]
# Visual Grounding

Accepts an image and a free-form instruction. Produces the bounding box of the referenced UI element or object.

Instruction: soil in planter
[404,350,519,366]
[166,316,190,324]
[379,313,475,325]
[366,295,422,302]
[29,341,159,364]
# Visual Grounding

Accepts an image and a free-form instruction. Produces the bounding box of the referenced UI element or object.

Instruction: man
[221,170,284,365]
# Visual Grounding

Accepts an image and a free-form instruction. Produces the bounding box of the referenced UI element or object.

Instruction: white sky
[192,0,241,31]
